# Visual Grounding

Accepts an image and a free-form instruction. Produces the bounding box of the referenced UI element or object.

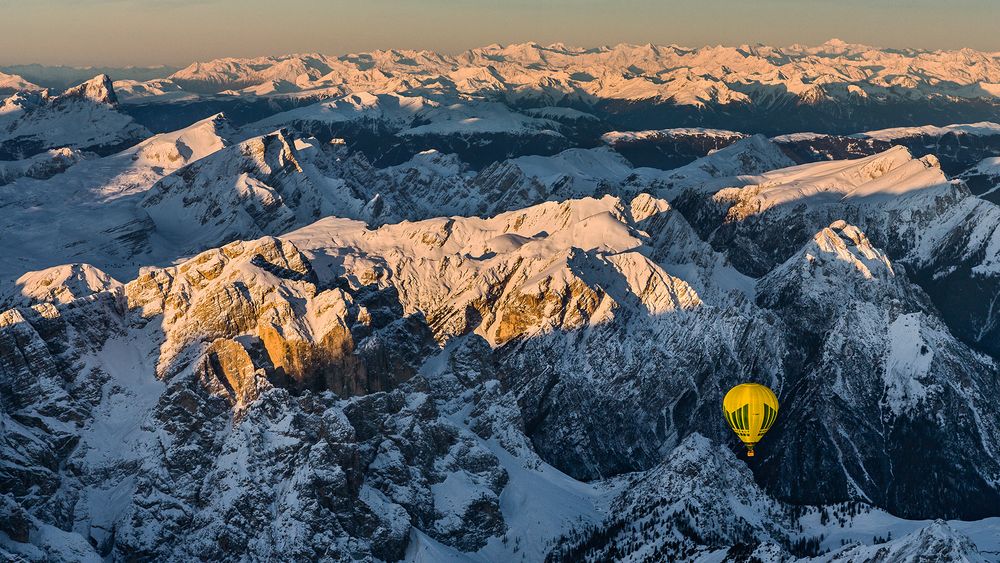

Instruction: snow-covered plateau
[3,42,1000,562]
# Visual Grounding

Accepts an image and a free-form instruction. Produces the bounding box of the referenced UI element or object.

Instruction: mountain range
[2,41,1000,562]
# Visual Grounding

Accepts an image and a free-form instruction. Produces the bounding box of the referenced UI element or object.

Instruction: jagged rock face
[864,128,1000,175]
[0,124,796,300]
[904,194,1000,358]
[648,134,797,199]
[137,130,653,249]
[60,74,118,106]
[285,196,777,485]
[285,195,707,346]
[5,187,995,563]
[462,147,638,218]
[139,131,325,252]
[124,236,436,397]
[323,199,1000,520]
[673,147,936,277]
[0,239,506,560]
[671,144,1000,371]
[547,434,796,561]
[197,338,266,407]
[0,292,123,517]
[663,148,1000,513]
[103,373,510,561]
[755,221,1000,519]
[499,304,783,480]
[959,156,1000,200]
[111,385,408,561]
[756,221,918,336]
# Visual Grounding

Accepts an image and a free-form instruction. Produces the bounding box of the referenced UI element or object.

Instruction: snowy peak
[806,221,895,280]
[602,127,745,146]
[504,146,634,197]
[112,77,190,103]
[758,221,905,312]
[0,146,86,186]
[670,142,970,279]
[6,263,121,308]
[130,112,234,167]
[60,73,118,106]
[253,91,434,132]
[0,71,41,93]
[825,521,987,562]
[386,149,466,180]
[708,134,797,175]
[550,434,793,560]
[797,83,830,105]
[122,232,438,398]
[626,433,783,522]
[138,128,318,250]
[0,89,49,116]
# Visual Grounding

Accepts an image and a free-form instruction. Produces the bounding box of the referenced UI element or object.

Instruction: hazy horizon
[0,37,993,72]
[1,0,997,67]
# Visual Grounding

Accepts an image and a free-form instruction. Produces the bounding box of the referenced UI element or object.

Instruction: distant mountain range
[104,39,1000,105]
[0,64,180,91]
[5,40,1000,133]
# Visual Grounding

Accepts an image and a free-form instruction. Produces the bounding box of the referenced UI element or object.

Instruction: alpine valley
[3,40,1000,562]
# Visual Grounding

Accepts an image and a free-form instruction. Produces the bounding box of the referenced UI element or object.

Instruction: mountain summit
[60,73,118,105]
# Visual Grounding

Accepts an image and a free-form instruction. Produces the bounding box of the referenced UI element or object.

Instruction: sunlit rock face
[121,236,438,401]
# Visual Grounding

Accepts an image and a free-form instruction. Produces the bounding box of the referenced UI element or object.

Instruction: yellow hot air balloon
[723,383,779,457]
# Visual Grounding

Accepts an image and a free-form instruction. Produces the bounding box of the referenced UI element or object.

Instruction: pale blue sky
[0,0,997,66]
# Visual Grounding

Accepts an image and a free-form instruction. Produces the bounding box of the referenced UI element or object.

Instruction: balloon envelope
[723,383,779,457]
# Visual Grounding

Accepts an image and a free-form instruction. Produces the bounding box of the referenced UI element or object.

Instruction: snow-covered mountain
[0,71,41,94]
[0,112,235,293]
[4,40,1000,563]
[0,75,149,159]
[0,120,795,294]
[0,147,86,186]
